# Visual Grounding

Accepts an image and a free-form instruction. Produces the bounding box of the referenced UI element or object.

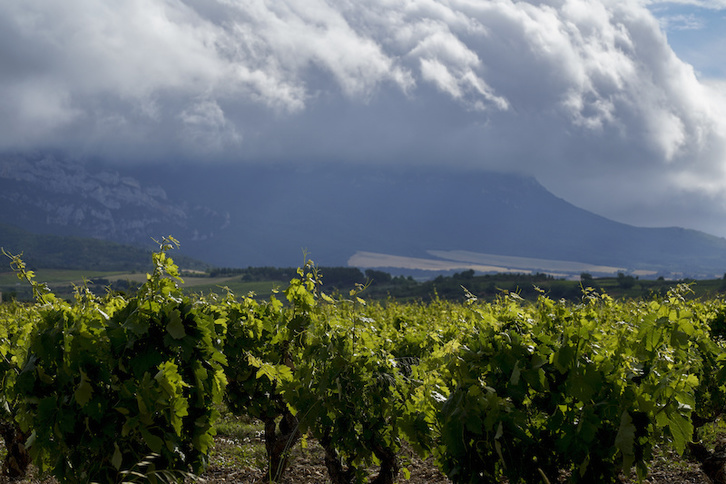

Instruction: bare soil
[0,434,714,484]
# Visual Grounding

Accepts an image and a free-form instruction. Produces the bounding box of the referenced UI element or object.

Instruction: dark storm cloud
[1,0,726,235]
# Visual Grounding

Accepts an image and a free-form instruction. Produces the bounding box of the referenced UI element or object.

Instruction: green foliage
[4,245,726,484]
[222,260,323,481]
[0,300,38,418]
[284,293,404,484]
[12,237,227,483]
[222,292,288,423]
[0,223,209,272]
[424,287,724,483]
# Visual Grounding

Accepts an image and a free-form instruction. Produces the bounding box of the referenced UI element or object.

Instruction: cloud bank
[1,0,726,235]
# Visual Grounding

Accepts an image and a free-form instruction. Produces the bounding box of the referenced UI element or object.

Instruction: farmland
[3,262,725,304]
[1,241,726,483]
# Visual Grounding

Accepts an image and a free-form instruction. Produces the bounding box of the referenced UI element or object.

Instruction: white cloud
[1,0,726,235]
[221,1,412,99]
[658,13,706,31]
[179,99,241,153]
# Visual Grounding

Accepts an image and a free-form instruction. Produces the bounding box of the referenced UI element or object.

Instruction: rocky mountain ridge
[0,154,228,246]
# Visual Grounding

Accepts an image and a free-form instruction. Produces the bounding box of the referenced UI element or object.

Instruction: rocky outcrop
[0,153,227,246]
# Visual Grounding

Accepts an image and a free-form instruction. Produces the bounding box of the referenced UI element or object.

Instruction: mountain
[141,162,726,277]
[3,153,726,277]
[0,153,228,248]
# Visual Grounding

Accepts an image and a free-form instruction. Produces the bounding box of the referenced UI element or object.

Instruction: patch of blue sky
[649,3,726,79]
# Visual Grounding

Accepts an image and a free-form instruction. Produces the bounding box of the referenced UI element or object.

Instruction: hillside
[4,154,726,277]
[149,162,726,277]
[0,223,207,272]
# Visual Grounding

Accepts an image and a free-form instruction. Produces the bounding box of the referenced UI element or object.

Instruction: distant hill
[0,223,208,272]
[4,154,726,278]
[150,163,726,278]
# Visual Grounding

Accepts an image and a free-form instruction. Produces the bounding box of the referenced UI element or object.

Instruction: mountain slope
[0,223,207,271]
[145,163,726,276]
[3,154,726,277]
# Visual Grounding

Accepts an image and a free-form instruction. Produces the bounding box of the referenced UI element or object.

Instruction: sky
[2,0,726,236]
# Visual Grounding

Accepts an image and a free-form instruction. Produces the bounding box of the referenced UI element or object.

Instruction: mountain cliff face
[0,154,228,247]
[3,154,726,277]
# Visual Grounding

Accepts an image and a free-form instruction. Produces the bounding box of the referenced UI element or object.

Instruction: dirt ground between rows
[0,434,714,484]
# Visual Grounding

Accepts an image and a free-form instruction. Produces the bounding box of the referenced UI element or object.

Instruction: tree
[617,272,636,289]
[580,273,593,285]
[364,269,392,285]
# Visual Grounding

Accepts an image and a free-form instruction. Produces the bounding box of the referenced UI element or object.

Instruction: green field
[0,269,135,285]
[3,265,726,303]
[0,269,285,301]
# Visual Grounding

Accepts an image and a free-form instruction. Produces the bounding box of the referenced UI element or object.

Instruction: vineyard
[1,238,726,483]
